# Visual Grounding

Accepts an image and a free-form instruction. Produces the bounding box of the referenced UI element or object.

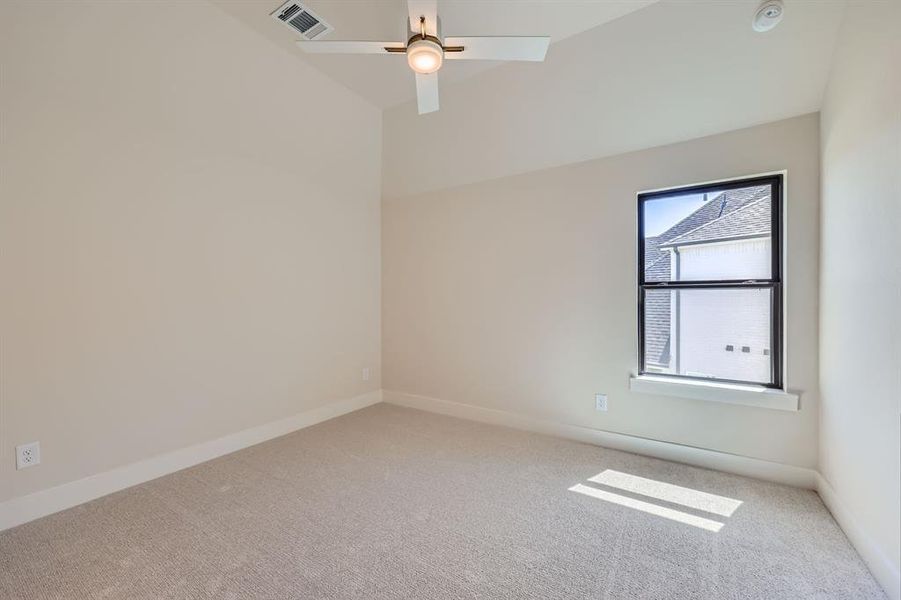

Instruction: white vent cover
[271,1,333,41]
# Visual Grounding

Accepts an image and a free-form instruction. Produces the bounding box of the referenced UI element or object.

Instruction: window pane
[643,288,773,384]
[643,184,772,282]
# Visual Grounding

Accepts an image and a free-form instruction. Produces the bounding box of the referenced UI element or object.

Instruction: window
[638,175,783,388]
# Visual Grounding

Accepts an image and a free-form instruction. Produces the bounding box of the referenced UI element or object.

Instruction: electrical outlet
[595,394,608,412]
[16,441,41,470]
[362,367,371,382]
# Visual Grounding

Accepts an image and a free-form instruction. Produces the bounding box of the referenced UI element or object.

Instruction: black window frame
[637,174,784,389]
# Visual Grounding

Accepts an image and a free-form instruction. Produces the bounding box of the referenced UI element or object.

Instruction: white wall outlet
[362,367,371,382]
[595,393,608,412]
[16,441,41,470]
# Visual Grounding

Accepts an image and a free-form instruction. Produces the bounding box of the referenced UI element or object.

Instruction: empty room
[1,0,899,598]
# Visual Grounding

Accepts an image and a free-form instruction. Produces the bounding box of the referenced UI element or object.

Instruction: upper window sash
[638,175,782,286]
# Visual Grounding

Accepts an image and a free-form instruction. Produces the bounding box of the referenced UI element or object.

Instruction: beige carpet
[0,403,885,599]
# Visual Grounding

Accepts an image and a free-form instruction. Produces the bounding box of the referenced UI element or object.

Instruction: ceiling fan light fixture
[293,1,551,115]
[407,38,443,74]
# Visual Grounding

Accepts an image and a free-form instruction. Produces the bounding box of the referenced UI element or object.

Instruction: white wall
[678,239,771,281]
[0,1,382,504]
[675,239,772,382]
[383,114,820,468]
[818,1,901,597]
[678,287,771,383]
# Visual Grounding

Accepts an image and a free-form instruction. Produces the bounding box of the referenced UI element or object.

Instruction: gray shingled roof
[660,196,770,247]
[643,185,772,367]
[644,289,671,367]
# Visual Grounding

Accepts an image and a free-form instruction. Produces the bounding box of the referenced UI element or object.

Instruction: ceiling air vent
[271,1,332,41]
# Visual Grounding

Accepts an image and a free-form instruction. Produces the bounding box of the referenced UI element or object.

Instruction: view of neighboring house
[644,185,773,383]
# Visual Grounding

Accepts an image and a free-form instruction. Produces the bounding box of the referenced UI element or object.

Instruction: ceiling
[213,0,849,198]
[380,0,848,197]
[211,0,657,109]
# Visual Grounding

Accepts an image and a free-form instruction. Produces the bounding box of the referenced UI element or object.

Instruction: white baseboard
[0,390,382,532]
[815,473,901,600]
[383,390,817,488]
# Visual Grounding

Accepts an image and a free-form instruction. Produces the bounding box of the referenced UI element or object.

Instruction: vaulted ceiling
[214,0,849,197]
[378,0,847,196]
[212,0,657,108]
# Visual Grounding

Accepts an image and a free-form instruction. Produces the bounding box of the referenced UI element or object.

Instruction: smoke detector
[752,0,784,32]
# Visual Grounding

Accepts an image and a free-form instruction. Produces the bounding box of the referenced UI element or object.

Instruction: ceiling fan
[295,0,551,115]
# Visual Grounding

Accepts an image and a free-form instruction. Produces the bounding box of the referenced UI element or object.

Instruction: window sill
[629,375,799,411]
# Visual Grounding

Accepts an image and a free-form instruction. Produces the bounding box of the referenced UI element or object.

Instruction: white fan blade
[408,0,438,36]
[415,72,439,115]
[296,41,405,54]
[444,36,550,61]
